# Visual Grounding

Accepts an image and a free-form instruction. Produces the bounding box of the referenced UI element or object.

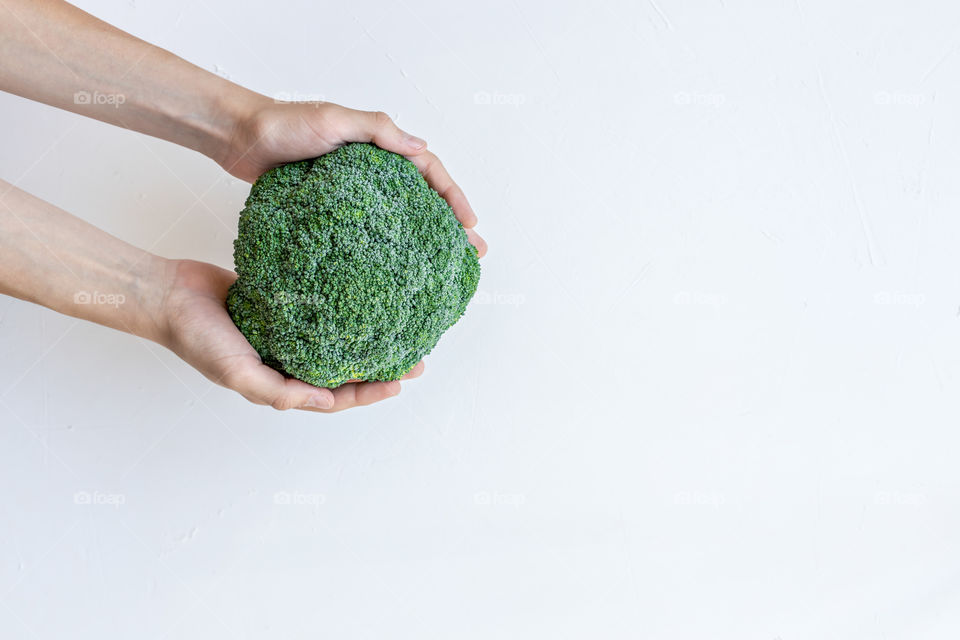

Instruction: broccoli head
[226,142,480,388]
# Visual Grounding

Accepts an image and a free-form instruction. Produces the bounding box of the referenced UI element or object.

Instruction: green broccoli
[226,142,480,388]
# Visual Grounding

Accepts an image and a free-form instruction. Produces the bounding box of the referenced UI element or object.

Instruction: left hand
[218,98,487,257]
[157,259,425,413]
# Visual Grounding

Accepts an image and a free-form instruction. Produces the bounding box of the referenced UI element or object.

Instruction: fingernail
[303,394,333,409]
[404,134,426,150]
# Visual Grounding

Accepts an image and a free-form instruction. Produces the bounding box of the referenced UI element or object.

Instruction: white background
[2,0,960,638]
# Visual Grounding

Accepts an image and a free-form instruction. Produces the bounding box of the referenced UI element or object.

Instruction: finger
[409,151,479,229]
[400,360,425,380]
[328,106,478,229]
[330,106,428,157]
[224,359,335,411]
[317,380,402,413]
[465,228,487,258]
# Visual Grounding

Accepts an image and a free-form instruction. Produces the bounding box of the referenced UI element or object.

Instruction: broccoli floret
[226,142,480,388]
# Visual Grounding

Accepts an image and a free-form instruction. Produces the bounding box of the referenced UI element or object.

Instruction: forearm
[0,0,258,164]
[0,179,170,343]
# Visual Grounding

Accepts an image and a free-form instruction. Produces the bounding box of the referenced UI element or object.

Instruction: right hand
[217,97,488,257]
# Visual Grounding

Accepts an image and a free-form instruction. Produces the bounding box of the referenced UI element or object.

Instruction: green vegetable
[226,142,480,388]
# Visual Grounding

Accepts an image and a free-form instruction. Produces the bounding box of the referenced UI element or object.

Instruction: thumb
[332,106,428,156]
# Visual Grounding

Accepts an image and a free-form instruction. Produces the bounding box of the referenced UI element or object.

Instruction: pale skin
[0,0,487,412]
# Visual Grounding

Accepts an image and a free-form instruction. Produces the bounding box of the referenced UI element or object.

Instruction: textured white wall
[2,0,960,637]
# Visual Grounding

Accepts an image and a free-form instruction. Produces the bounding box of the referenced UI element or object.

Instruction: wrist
[111,48,268,173]
[133,254,178,347]
[201,87,271,172]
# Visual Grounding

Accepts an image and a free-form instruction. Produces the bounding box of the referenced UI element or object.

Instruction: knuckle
[371,110,394,129]
[420,151,439,172]
[316,101,338,117]
[270,393,297,411]
[221,369,247,392]
[247,110,280,147]
[244,395,269,407]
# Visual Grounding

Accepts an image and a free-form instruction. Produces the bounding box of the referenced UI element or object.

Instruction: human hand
[0,1,486,256]
[0,2,468,413]
[157,259,424,412]
[218,97,487,257]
